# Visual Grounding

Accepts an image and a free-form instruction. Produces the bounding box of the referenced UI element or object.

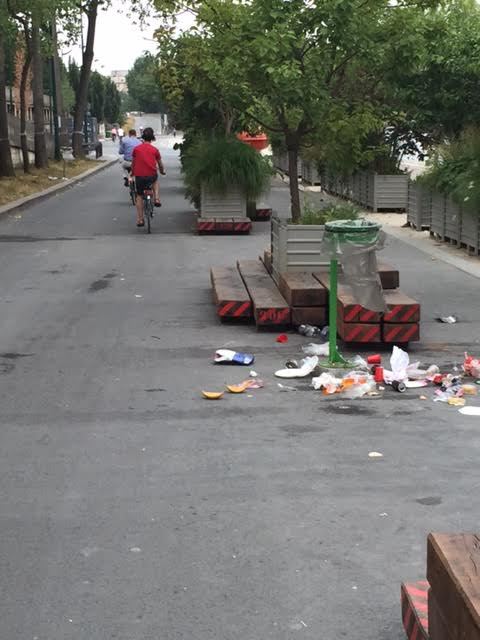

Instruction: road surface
[1,138,480,639]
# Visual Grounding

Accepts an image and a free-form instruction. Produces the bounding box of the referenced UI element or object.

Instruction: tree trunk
[0,27,15,177]
[20,41,32,174]
[31,15,48,168]
[287,144,301,222]
[73,1,99,157]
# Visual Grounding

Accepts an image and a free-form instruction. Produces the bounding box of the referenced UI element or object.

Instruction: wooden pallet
[210,266,253,320]
[383,323,420,343]
[291,306,327,326]
[378,261,400,289]
[383,290,421,323]
[237,260,291,327]
[427,533,480,640]
[278,272,327,307]
[197,217,252,234]
[337,317,382,343]
[401,581,429,640]
[249,207,272,221]
[261,249,273,275]
[314,273,382,323]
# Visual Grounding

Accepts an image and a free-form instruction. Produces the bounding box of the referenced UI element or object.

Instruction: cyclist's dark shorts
[135,175,157,196]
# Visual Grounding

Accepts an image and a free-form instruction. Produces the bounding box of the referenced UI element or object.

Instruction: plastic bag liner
[321,219,387,312]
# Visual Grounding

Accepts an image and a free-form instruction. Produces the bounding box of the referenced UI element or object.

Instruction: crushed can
[392,380,406,393]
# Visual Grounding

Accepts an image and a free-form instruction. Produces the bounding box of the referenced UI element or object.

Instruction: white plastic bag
[383,346,409,384]
[275,356,319,378]
[302,343,329,357]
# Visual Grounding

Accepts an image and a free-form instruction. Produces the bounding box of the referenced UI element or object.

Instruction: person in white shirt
[118,127,124,143]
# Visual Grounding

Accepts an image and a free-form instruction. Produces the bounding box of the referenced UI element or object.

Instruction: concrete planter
[444,197,461,244]
[407,182,431,230]
[200,185,247,218]
[430,191,446,238]
[301,160,321,185]
[271,215,328,283]
[460,208,480,255]
[322,170,408,211]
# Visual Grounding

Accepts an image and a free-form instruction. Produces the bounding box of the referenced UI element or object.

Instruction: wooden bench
[237,260,290,327]
[278,272,327,307]
[210,266,252,320]
[427,533,480,640]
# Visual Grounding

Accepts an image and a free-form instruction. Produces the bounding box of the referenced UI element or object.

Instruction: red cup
[367,354,381,365]
[374,366,384,383]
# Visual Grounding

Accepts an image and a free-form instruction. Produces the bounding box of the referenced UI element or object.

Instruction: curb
[0,157,118,218]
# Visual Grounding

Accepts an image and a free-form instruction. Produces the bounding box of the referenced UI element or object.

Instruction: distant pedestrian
[118,127,124,143]
[173,127,176,138]
[111,126,117,143]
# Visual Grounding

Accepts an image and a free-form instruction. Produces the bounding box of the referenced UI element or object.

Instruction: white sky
[62,0,192,75]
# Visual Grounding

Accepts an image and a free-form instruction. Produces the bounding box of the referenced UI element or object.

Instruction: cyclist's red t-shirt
[132,142,161,177]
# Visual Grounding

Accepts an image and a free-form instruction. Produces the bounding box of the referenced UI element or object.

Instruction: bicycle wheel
[145,197,152,234]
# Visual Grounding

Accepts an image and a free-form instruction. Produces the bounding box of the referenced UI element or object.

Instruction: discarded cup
[276,334,288,343]
[367,354,382,365]
[374,366,384,383]
[392,380,406,393]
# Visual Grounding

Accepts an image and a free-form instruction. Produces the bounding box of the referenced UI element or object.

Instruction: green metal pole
[329,258,338,362]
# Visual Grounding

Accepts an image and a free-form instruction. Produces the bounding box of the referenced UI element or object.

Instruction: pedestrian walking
[111,126,117,143]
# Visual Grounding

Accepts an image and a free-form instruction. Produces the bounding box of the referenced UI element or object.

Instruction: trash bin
[319,219,386,367]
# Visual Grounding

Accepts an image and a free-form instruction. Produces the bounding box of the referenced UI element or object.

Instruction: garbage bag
[321,219,386,312]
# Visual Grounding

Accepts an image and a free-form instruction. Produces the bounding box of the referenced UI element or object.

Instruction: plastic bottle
[297,324,323,338]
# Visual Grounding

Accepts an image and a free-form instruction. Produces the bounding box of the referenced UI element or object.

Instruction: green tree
[104,77,121,123]
[126,52,165,113]
[157,0,435,221]
[68,58,80,97]
[88,70,105,122]
[0,1,15,176]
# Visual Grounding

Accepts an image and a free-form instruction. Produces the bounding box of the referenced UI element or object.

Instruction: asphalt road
[1,138,480,640]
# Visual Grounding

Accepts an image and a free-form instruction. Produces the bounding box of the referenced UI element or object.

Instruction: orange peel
[201,391,224,400]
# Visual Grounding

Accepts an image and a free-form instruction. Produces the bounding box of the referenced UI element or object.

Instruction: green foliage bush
[419,127,480,213]
[182,136,272,206]
[298,201,360,225]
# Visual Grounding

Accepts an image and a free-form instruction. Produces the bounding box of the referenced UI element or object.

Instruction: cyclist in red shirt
[131,127,166,227]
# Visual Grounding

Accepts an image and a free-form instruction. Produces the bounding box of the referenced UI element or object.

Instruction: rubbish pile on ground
[203,343,480,412]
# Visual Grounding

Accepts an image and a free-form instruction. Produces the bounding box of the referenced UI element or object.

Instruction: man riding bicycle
[119,129,141,186]
[131,127,166,227]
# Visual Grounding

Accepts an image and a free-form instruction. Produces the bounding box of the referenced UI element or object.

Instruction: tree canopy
[126,52,165,113]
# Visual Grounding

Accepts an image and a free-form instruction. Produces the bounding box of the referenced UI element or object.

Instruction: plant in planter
[271,201,359,281]
[182,136,272,217]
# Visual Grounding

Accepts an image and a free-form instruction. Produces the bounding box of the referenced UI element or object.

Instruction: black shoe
[124,177,129,187]
[136,221,145,227]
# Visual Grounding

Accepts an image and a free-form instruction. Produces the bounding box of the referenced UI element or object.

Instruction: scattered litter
[379,512,388,517]
[313,371,376,398]
[379,386,385,391]
[226,383,249,394]
[464,353,480,378]
[276,333,288,343]
[120,277,125,281]
[405,380,428,388]
[135,294,143,298]
[447,397,466,407]
[214,349,254,365]
[277,383,297,392]
[48,175,59,180]
[297,324,323,337]
[352,355,369,370]
[249,370,258,377]
[246,378,264,389]
[391,380,406,393]
[367,354,382,365]
[285,359,299,369]
[201,391,224,400]
[130,547,142,553]
[373,366,384,383]
[302,342,329,357]
[275,356,318,378]
[420,395,428,400]
[352,586,358,590]
[459,406,480,416]
[437,315,458,324]
[368,451,383,458]
[462,384,477,395]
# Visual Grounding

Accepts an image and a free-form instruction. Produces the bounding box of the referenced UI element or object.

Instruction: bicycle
[128,175,136,206]
[142,183,155,234]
